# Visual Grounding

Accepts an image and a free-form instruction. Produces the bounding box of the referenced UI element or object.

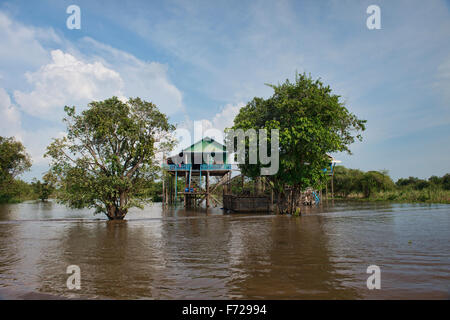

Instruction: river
[0,201,448,299]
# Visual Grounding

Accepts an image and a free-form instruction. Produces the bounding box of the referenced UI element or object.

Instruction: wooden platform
[223,194,272,212]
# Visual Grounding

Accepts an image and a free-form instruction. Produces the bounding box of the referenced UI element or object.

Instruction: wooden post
[262,177,265,193]
[174,171,177,203]
[162,177,165,206]
[223,174,226,198]
[331,168,334,199]
[184,171,188,207]
[166,180,169,205]
[254,177,262,195]
[206,171,210,208]
[241,175,244,193]
[270,188,274,212]
[167,175,171,204]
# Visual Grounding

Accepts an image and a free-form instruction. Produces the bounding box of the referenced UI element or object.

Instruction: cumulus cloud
[78,37,184,115]
[171,102,244,155]
[12,41,184,121]
[0,11,185,179]
[0,11,58,89]
[14,50,124,120]
[0,87,65,167]
[0,87,22,138]
[210,103,243,131]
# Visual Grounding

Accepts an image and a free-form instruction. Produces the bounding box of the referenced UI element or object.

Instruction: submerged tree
[230,73,366,214]
[45,97,175,220]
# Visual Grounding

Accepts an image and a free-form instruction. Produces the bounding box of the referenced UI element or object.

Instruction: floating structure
[162,137,232,207]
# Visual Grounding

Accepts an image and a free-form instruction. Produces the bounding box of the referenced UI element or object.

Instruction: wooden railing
[162,163,231,171]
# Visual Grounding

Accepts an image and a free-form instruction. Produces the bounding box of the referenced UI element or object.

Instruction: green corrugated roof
[183,138,226,153]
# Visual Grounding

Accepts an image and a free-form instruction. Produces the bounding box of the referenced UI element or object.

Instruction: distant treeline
[0,135,164,204]
[332,166,450,203]
[0,178,164,204]
[0,175,57,204]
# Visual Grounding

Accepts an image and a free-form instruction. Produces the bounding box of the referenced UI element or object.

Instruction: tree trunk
[106,203,127,220]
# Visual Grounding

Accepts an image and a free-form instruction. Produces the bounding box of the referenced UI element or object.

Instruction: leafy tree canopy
[45,97,175,220]
[229,73,366,213]
[0,136,32,202]
[0,136,32,182]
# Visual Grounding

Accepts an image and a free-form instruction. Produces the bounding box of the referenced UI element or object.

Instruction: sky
[0,0,449,181]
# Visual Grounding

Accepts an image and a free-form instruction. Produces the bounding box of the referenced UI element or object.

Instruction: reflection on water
[0,201,448,299]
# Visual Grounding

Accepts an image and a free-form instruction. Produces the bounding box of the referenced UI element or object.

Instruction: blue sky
[0,0,449,181]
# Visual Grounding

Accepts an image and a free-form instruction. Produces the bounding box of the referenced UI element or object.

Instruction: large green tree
[229,73,366,214]
[0,136,32,202]
[45,97,175,220]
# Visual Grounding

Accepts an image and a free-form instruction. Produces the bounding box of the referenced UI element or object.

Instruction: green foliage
[443,174,450,190]
[0,179,36,203]
[427,174,450,190]
[228,73,366,213]
[0,136,32,203]
[31,172,55,201]
[333,166,364,197]
[332,166,450,203]
[136,178,164,202]
[333,167,394,198]
[396,176,436,190]
[360,170,395,197]
[45,97,175,219]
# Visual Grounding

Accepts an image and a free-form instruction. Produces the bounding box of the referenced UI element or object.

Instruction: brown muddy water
[0,201,448,299]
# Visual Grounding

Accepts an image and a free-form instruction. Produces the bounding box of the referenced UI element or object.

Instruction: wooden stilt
[162,178,165,206]
[184,172,188,207]
[206,171,210,208]
[271,188,274,212]
[331,169,334,199]
[174,172,177,203]
[262,177,265,193]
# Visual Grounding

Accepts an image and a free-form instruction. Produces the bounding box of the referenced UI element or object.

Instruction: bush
[360,171,395,198]
[443,174,450,190]
[333,166,364,198]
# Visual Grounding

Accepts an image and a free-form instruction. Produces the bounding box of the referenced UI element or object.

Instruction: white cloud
[0,11,58,90]
[21,128,66,166]
[12,40,185,121]
[14,49,124,120]
[0,11,185,179]
[171,102,244,155]
[78,37,184,116]
[0,87,22,138]
[210,102,243,132]
[0,87,65,167]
